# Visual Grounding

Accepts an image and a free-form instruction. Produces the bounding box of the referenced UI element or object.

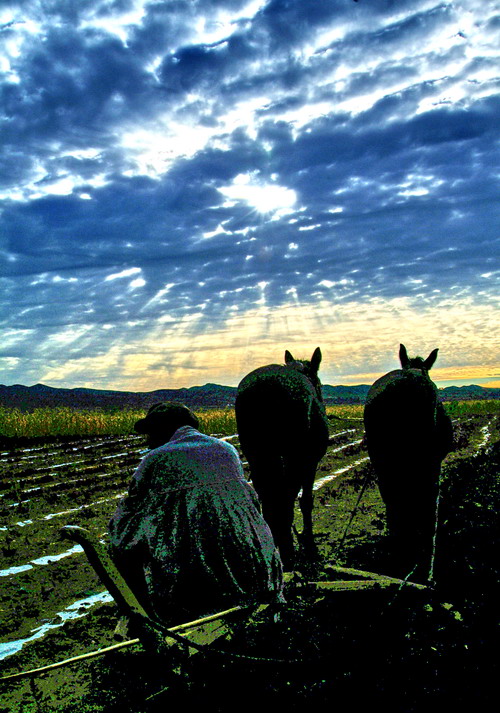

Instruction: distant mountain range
[1,381,499,412]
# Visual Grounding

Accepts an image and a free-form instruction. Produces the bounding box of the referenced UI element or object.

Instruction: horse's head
[284,347,324,401]
[399,343,439,375]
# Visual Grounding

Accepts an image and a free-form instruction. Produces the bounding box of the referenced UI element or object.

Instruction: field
[0,402,498,711]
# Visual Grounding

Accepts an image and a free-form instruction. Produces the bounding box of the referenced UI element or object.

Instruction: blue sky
[1,0,499,391]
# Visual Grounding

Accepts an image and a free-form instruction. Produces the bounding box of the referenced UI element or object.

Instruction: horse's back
[366,369,438,417]
[236,363,328,457]
[364,368,449,464]
[237,364,317,408]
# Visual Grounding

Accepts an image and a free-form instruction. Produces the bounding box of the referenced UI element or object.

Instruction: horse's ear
[285,350,294,364]
[399,344,409,368]
[311,347,322,372]
[424,348,439,371]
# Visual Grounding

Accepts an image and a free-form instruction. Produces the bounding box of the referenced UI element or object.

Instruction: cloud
[4,292,493,391]
[0,0,498,389]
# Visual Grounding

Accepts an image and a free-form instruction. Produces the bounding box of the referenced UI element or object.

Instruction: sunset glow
[1,1,498,391]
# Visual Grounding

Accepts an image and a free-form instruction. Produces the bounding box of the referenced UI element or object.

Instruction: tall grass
[197,409,237,436]
[325,401,500,421]
[325,404,364,421]
[1,400,497,439]
[0,404,363,439]
[0,406,238,439]
[443,400,500,418]
[0,407,145,439]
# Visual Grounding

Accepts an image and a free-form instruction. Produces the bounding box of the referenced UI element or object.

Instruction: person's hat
[134,402,199,434]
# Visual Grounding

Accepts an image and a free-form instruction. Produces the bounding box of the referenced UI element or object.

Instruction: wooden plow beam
[58,526,266,656]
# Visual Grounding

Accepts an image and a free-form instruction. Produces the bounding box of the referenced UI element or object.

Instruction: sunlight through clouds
[121,123,218,177]
[0,0,498,390]
[79,1,149,43]
[105,268,142,281]
[36,295,499,391]
[219,173,297,216]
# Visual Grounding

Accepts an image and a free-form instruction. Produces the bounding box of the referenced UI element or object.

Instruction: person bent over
[109,402,284,625]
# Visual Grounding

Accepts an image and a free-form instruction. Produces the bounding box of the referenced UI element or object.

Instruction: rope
[331,467,372,559]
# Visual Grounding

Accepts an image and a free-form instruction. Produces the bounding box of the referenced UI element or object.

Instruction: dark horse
[235,348,329,569]
[363,344,454,582]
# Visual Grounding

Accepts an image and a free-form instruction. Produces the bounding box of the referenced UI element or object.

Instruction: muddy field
[0,410,498,712]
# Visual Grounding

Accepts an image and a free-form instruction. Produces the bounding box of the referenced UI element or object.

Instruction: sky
[0,0,499,392]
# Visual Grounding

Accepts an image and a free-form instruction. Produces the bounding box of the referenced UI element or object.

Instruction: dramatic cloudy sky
[1,0,499,391]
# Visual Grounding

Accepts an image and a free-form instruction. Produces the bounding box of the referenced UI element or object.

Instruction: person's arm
[108,453,154,539]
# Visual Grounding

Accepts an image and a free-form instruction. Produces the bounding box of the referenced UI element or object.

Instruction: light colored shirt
[109,426,284,623]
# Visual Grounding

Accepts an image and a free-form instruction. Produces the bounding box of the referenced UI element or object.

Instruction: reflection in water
[0,590,113,661]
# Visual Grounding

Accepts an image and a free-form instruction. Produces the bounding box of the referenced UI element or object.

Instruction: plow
[1,524,433,684]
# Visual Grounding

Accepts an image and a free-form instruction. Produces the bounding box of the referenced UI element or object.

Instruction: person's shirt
[109,425,284,623]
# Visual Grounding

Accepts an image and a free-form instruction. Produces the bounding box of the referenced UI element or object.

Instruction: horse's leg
[249,456,296,571]
[379,462,440,583]
[299,479,314,541]
[261,488,295,571]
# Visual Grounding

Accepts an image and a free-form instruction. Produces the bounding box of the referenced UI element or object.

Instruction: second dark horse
[363,344,454,582]
[235,348,329,569]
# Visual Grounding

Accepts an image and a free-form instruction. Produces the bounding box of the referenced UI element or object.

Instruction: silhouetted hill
[322,384,371,404]
[0,382,498,412]
[0,383,237,412]
[436,384,500,400]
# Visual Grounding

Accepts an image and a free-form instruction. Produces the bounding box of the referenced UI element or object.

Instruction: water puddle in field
[328,429,357,444]
[27,452,139,470]
[0,544,84,578]
[477,422,493,450]
[1,492,126,532]
[4,499,32,508]
[0,517,34,528]
[0,438,144,470]
[0,564,33,576]
[43,492,125,521]
[0,446,56,461]
[51,460,85,469]
[31,544,84,566]
[1,435,143,458]
[313,457,370,491]
[0,590,113,661]
[329,439,363,454]
[22,468,130,494]
[12,449,142,495]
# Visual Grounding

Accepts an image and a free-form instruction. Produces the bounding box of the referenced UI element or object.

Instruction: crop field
[0,403,498,711]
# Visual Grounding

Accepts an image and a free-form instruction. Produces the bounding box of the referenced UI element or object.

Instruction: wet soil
[0,413,499,711]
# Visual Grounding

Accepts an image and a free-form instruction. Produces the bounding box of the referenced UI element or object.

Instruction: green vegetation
[0,400,497,439]
[196,408,237,436]
[325,404,364,421]
[443,399,500,418]
[0,406,144,439]
[0,406,238,439]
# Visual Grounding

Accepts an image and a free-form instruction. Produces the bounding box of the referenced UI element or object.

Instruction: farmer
[109,402,284,625]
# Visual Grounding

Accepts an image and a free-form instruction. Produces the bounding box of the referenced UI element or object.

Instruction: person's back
[109,406,284,625]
